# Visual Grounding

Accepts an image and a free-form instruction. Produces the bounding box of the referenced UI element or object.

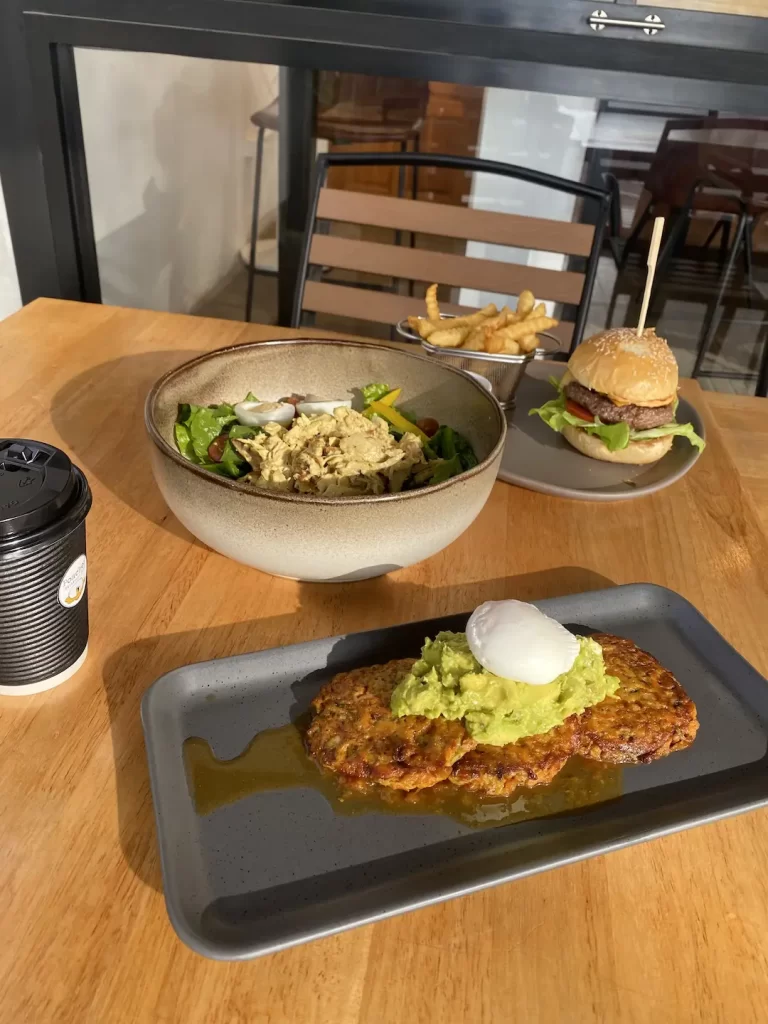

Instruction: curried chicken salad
[173,383,478,496]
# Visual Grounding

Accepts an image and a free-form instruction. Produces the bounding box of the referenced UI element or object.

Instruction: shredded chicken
[232,407,426,496]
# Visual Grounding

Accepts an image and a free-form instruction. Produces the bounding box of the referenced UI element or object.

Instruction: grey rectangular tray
[142,584,768,961]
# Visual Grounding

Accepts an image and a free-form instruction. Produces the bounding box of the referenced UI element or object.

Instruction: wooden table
[2,299,768,1024]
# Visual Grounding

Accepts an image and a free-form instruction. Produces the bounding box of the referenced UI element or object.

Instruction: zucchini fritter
[577,633,698,764]
[306,659,476,790]
[449,716,581,796]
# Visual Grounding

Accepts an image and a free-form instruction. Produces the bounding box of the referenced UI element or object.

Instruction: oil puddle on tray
[184,719,623,830]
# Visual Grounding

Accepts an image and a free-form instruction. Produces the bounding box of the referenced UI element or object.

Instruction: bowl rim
[145,337,507,506]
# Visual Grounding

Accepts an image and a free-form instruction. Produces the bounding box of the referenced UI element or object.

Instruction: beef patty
[577,634,699,764]
[565,380,675,431]
[305,659,476,790]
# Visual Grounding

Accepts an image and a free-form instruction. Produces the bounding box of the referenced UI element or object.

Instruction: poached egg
[466,600,579,685]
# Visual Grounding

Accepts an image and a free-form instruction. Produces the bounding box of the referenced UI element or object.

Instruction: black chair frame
[291,151,612,354]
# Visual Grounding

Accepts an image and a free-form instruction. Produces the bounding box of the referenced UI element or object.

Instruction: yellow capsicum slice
[363,387,402,420]
[378,387,401,407]
[368,400,428,444]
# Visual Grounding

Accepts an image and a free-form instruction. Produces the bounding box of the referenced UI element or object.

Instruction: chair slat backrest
[316,189,596,257]
[308,234,586,305]
[294,152,611,351]
[301,280,575,347]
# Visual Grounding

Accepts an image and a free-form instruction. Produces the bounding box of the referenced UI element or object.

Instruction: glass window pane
[78,51,768,394]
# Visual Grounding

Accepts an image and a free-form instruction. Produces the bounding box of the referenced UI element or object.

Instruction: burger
[529,328,705,465]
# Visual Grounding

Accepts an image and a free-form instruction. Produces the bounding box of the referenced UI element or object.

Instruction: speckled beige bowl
[145,339,506,581]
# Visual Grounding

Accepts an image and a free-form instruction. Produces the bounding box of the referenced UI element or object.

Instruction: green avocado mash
[390,631,620,746]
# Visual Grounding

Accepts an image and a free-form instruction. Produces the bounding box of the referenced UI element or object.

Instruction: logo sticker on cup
[58,554,87,609]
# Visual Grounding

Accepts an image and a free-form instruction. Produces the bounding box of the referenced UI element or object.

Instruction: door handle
[588,10,665,34]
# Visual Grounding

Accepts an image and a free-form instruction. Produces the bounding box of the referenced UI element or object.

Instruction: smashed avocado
[390,631,620,746]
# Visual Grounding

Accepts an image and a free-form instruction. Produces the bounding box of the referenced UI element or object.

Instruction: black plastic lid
[0,439,77,540]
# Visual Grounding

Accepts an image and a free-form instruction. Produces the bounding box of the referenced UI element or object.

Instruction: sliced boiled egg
[466,600,579,685]
[296,397,352,417]
[234,400,296,428]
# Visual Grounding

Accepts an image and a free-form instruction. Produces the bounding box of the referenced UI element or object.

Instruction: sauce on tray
[183,719,622,829]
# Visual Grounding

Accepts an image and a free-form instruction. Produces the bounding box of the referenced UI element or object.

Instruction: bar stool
[244,95,425,322]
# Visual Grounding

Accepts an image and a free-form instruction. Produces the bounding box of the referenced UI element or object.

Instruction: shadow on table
[50,350,204,543]
[100,565,616,892]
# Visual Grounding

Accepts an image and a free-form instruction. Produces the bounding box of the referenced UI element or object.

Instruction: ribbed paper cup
[0,440,92,695]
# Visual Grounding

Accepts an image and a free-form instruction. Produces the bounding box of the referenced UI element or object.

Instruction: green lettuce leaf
[432,425,456,460]
[186,406,237,461]
[194,460,235,475]
[362,382,391,406]
[175,401,251,468]
[218,444,246,478]
[228,423,258,442]
[529,382,704,453]
[454,432,478,470]
[630,420,705,451]
[429,454,462,484]
[173,422,195,460]
[529,392,629,451]
[210,422,261,478]
[430,425,479,470]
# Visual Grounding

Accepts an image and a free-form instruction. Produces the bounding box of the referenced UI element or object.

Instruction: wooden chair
[291,152,612,354]
[615,118,768,394]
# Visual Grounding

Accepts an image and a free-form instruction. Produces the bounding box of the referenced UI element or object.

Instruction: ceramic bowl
[145,339,506,581]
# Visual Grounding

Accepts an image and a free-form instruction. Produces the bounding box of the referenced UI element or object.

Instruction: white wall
[0,52,278,321]
[78,49,278,312]
[0,179,22,321]
[460,89,598,312]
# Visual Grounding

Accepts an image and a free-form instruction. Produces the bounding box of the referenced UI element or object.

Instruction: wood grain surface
[1,299,767,1024]
[645,0,768,15]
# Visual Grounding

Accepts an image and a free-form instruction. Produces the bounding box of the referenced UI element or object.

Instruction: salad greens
[361,383,478,485]
[529,377,705,453]
[361,382,392,405]
[172,383,480,490]
[174,394,259,478]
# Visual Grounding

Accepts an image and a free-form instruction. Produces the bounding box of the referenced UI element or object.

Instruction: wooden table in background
[646,1,768,16]
[2,299,768,1024]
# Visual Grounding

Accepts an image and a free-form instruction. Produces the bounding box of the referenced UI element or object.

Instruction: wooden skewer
[636,216,665,337]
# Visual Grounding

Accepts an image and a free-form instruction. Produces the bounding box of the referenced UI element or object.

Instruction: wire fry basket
[396,316,560,409]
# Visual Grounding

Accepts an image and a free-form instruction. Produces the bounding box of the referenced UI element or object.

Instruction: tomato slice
[565,399,595,423]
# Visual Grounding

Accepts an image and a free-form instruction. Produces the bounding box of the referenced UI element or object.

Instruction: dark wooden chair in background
[244,73,429,323]
[611,118,768,394]
[291,152,612,355]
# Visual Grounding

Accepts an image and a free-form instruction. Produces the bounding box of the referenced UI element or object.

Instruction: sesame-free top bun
[567,328,678,407]
[561,425,674,465]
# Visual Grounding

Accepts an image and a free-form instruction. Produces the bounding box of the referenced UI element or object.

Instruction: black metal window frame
[2,0,768,325]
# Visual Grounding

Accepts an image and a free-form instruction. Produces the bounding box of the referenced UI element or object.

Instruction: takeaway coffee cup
[0,440,92,695]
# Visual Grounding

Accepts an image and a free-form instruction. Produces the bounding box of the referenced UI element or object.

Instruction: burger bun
[562,425,674,465]
[567,328,678,407]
